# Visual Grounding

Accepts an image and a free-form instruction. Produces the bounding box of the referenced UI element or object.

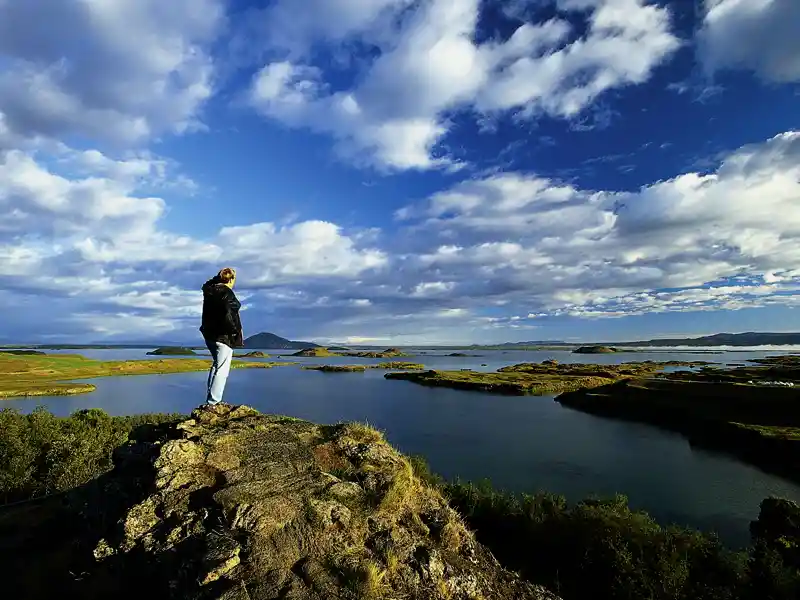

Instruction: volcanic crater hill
[13,404,560,600]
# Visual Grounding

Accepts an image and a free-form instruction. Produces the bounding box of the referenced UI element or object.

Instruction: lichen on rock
[84,403,560,599]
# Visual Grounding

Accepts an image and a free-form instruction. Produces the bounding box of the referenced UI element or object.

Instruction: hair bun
[218,267,236,283]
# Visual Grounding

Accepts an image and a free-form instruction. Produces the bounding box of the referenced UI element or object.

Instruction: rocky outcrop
[87,404,559,599]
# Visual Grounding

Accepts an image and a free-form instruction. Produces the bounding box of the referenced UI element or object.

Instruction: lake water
[5,347,800,547]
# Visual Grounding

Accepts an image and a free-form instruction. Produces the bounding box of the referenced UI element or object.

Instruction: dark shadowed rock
[65,404,559,599]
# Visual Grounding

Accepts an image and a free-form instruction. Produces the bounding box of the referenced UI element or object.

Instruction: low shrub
[0,407,182,504]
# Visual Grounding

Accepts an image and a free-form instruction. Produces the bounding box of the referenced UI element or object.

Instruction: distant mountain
[243,332,320,349]
[617,332,800,347]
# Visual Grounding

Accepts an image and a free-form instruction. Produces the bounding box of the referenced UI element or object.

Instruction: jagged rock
[74,403,561,599]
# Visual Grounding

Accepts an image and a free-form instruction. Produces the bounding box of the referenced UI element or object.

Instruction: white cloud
[396,130,800,315]
[0,146,389,341]
[4,130,799,343]
[217,220,388,281]
[0,0,224,144]
[257,0,414,55]
[412,281,455,297]
[549,283,800,319]
[250,0,679,171]
[699,0,800,83]
[0,150,166,241]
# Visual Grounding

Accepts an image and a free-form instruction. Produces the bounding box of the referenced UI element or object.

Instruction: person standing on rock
[200,267,244,405]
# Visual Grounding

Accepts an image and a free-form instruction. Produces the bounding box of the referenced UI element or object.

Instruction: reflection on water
[5,347,800,547]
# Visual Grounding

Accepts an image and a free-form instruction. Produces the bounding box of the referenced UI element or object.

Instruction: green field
[0,353,289,398]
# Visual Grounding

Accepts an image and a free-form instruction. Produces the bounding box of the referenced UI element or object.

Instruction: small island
[302,364,368,373]
[373,361,426,370]
[292,346,414,358]
[237,351,268,358]
[146,346,198,356]
[341,347,412,358]
[572,345,617,354]
[384,361,711,396]
[291,347,337,357]
[302,362,426,373]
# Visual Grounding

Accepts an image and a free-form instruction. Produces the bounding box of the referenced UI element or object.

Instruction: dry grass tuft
[357,560,388,599]
[436,577,453,599]
[379,460,416,513]
[312,441,352,474]
[384,548,400,577]
[440,519,464,551]
[341,422,384,445]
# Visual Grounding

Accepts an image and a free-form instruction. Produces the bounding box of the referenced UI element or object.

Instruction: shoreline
[0,353,291,398]
[556,377,800,485]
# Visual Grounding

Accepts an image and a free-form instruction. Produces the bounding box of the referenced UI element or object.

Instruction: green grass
[291,347,339,357]
[372,361,426,370]
[384,369,618,395]
[382,361,712,396]
[0,353,288,398]
[731,423,800,440]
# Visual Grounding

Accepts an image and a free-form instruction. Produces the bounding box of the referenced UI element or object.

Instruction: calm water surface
[6,347,800,547]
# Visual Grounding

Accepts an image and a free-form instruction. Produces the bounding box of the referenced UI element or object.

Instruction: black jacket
[200,276,243,348]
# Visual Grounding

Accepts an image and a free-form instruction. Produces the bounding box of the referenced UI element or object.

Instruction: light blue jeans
[206,340,233,404]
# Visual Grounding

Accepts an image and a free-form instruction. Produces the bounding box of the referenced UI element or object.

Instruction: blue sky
[1,0,799,345]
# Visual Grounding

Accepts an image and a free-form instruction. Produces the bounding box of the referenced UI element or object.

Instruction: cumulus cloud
[256,0,415,55]
[249,0,679,170]
[3,126,799,344]
[698,0,800,83]
[395,130,800,315]
[0,150,166,241]
[0,0,225,145]
[0,148,388,342]
[1,0,797,345]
